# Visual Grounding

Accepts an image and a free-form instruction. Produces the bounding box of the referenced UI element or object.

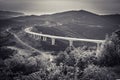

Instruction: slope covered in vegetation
[0,30,120,80]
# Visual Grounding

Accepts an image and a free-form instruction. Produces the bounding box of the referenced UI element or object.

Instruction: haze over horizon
[0,0,120,15]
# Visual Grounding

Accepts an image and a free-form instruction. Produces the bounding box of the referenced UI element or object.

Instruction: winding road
[6,28,54,61]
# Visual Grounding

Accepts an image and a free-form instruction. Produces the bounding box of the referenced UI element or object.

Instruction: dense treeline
[0,30,120,80]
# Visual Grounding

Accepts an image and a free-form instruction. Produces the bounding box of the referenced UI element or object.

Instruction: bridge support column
[96,43,102,57]
[43,37,47,41]
[29,34,32,38]
[39,36,41,39]
[36,35,39,40]
[51,38,55,45]
[31,34,33,37]
[38,32,42,40]
[69,40,73,46]
[97,43,101,50]
[31,34,33,38]
[33,34,36,39]
[34,35,38,40]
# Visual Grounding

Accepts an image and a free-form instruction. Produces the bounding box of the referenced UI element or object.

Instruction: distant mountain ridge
[0,10,24,19]
[12,10,118,26]
[102,14,120,25]
[0,10,120,39]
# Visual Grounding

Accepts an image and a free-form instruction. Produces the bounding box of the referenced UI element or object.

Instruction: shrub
[55,47,97,69]
[82,64,117,80]
[97,33,120,66]
[69,48,97,68]
[22,69,49,80]
[4,53,47,75]
[54,51,69,66]
[0,47,15,59]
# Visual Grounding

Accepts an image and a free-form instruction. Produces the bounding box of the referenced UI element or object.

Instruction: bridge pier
[34,35,38,40]
[69,40,73,46]
[33,34,36,39]
[28,34,32,38]
[38,36,41,39]
[25,27,105,49]
[97,43,102,50]
[43,37,47,41]
[51,38,55,45]
[36,35,40,40]
[96,43,103,57]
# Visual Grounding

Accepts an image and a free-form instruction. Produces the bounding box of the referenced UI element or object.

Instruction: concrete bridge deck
[24,27,105,47]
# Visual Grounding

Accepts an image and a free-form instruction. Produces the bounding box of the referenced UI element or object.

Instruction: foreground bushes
[55,47,97,69]
[82,64,116,80]
[0,31,120,80]
[4,53,48,75]
[97,32,120,66]
[0,47,15,59]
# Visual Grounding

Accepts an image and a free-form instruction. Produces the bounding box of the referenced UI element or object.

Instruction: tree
[97,32,120,66]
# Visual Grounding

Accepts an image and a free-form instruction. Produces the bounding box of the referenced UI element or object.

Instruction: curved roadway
[25,27,105,44]
[6,28,54,61]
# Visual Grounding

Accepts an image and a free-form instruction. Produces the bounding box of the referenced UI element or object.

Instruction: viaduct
[24,27,105,49]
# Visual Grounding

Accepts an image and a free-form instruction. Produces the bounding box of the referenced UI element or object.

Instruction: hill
[0,10,119,39]
[32,10,119,39]
[0,10,24,20]
[102,14,120,25]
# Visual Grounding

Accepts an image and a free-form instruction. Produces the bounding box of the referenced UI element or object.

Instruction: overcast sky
[0,0,120,15]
